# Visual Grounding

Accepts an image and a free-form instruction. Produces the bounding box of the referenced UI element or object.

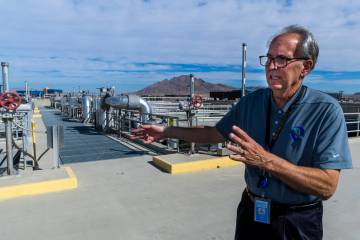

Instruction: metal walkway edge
[40,108,145,163]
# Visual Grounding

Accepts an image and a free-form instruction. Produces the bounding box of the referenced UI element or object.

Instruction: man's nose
[267,59,277,70]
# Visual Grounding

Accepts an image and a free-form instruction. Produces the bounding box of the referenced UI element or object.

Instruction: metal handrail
[344,112,360,136]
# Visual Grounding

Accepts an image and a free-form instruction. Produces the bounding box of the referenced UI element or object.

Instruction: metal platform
[40,108,145,163]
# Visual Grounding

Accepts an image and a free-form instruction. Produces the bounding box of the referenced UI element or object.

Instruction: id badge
[254,197,271,224]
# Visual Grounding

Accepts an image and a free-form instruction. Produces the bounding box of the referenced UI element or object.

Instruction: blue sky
[0,0,360,93]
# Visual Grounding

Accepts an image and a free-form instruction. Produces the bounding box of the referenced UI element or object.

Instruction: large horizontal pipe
[16,103,33,111]
[103,94,152,122]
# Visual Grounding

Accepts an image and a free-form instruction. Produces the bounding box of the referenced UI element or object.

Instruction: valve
[0,92,22,110]
[191,95,203,109]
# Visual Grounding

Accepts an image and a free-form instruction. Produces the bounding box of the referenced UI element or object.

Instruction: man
[132,25,352,239]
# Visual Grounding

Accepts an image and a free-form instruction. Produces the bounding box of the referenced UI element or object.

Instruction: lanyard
[258,86,307,192]
[265,85,307,152]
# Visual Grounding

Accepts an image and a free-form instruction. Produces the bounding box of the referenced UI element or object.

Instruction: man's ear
[301,59,314,77]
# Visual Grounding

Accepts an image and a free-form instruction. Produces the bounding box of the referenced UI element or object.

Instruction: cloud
[0,0,359,92]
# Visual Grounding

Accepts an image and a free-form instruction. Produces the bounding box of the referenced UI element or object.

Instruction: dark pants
[235,190,323,240]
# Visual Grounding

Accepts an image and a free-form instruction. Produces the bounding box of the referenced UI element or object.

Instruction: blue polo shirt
[215,86,352,204]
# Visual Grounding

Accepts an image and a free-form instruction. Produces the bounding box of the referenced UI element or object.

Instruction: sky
[0,0,360,94]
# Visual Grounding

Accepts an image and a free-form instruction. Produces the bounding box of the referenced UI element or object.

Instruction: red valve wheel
[191,95,203,109]
[0,92,22,110]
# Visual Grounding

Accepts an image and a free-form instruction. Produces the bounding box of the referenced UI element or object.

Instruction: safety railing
[345,112,360,137]
[108,109,181,151]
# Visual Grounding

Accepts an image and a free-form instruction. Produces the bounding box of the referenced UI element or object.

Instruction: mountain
[135,75,237,96]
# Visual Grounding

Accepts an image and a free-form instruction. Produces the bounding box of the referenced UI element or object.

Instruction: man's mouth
[270,75,281,80]
[268,75,283,89]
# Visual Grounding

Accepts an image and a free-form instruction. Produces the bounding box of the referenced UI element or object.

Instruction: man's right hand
[131,124,166,144]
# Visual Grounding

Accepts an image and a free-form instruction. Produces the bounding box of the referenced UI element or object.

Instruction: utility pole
[189,74,195,154]
[241,43,247,97]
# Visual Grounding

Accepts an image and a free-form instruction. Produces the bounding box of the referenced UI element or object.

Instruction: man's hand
[226,125,271,168]
[225,126,340,199]
[131,124,166,144]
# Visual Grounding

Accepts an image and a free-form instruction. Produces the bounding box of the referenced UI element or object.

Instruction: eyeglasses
[259,55,309,68]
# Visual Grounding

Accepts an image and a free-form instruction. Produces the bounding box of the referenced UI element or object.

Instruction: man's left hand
[226,125,271,169]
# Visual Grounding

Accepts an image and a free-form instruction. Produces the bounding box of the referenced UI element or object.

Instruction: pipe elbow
[139,98,152,114]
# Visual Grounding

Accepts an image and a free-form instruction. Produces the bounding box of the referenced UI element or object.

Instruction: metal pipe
[190,74,195,98]
[4,118,14,175]
[1,62,9,92]
[188,74,195,154]
[105,109,110,132]
[357,113,360,137]
[128,111,131,132]
[103,94,152,123]
[241,43,247,97]
[82,95,92,123]
[25,81,29,102]
[52,125,60,168]
[95,98,106,130]
[31,120,38,168]
[2,63,14,174]
[22,113,30,170]
[138,97,152,122]
[22,114,28,170]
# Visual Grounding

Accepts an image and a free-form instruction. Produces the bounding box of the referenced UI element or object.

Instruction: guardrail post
[31,120,37,169]
[128,111,131,132]
[4,116,14,175]
[53,126,60,168]
[47,125,64,168]
[357,113,360,137]
[121,110,124,137]
[22,113,28,170]
[117,109,121,138]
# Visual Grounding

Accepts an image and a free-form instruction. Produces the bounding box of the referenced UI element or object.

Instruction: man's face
[266,33,305,97]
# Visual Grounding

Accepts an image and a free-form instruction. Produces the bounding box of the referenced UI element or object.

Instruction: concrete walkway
[323,138,360,240]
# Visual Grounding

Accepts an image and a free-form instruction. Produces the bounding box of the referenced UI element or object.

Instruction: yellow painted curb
[0,167,78,201]
[33,114,42,118]
[153,155,241,174]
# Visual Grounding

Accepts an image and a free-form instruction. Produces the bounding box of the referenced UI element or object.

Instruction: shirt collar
[271,84,304,113]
